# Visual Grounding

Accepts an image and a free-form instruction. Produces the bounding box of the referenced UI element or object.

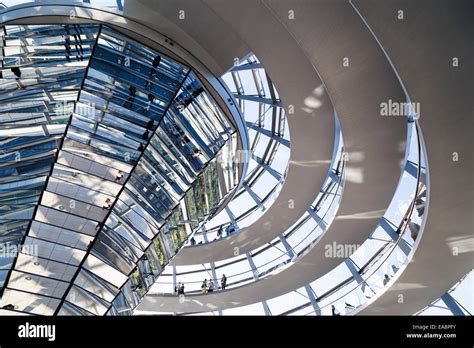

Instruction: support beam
[246,122,290,147]
[441,293,464,316]
[229,62,264,72]
[251,154,282,181]
[278,233,296,260]
[305,284,321,315]
[235,94,282,107]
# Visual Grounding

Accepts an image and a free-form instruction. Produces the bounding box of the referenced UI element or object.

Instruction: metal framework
[0,22,242,316]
